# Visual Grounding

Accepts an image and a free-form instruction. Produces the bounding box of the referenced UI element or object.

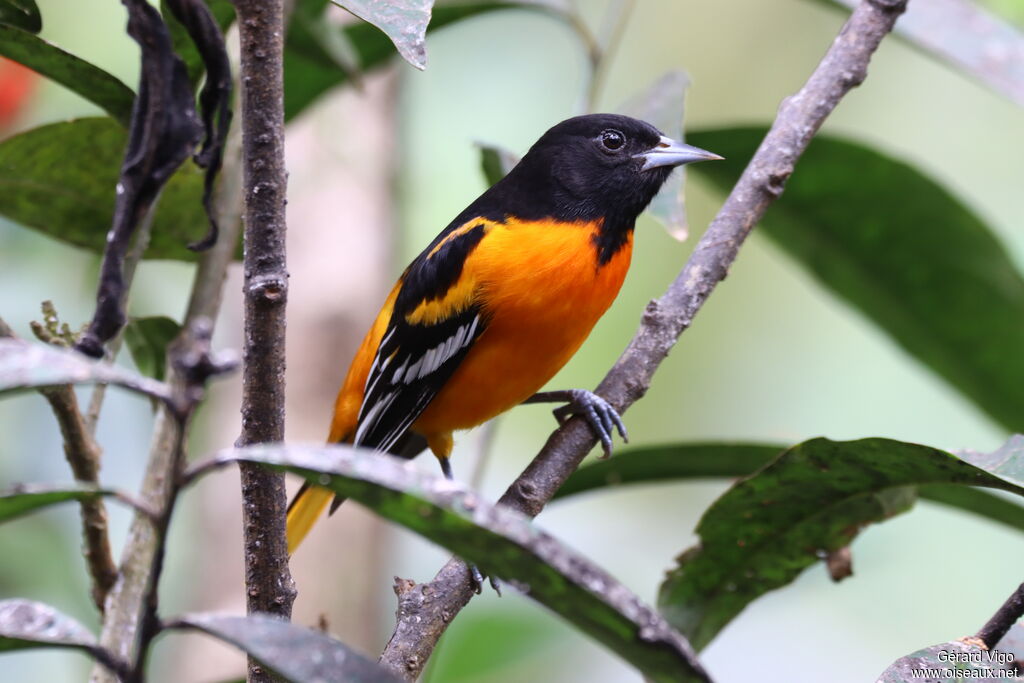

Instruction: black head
[469,114,721,231]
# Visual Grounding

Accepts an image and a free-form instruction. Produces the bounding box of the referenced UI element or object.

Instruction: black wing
[354,222,490,452]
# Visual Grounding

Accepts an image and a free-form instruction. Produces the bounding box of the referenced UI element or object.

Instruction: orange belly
[412,219,632,435]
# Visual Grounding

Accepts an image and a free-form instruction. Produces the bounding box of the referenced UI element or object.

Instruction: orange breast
[412,218,632,435]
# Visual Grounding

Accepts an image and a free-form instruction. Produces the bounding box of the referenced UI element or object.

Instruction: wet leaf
[0,599,95,652]
[689,128,1024,434]
[0,0,39,33]
[658,437,1024,651]
[167,613,403,683]
[124,316,181,382]
[876,637,1019,682]
[621,70,691,241]
[0,338,173,404]
[0,118,210,260]
[0,25,134,126]
[196,444,711,683]
[0,599,128,676]
[815,0,1024,108]
[330,0,433,70]
[285,1,569,120]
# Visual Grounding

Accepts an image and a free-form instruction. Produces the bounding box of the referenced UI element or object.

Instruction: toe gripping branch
[525,389,628,458]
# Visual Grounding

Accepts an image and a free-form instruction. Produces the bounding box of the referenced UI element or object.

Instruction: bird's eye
[599,129,625,151]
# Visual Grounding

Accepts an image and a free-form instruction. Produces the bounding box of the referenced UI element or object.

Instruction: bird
[286,113,722,559]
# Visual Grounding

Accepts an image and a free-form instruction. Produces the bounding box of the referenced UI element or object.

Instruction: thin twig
[976,582,1024,649]
[231,2,297,682]
[377,0,910,676]
[0,313,118,613]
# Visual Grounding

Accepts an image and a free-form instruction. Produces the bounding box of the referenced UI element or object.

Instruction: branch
[231,2,296,682]
[0,313,117,614]
[976,582,1024,649]
[89,120,246,683]
[378,0,910,676]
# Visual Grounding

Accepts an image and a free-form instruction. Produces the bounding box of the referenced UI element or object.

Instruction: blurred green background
[1,0,1022,681]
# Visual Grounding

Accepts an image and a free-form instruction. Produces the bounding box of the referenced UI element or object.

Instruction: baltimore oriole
[286,113,721,554]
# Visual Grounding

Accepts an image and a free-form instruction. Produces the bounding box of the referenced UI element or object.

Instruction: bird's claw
[552,389,628,458]
[469,564,502,596]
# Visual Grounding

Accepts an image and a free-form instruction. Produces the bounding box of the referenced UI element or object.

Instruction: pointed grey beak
[636,135,724,171]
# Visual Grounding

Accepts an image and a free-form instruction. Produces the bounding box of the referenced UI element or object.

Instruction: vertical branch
[231,1,296,681]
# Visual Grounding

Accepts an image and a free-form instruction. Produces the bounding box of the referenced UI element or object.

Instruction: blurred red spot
[0,58,36,130]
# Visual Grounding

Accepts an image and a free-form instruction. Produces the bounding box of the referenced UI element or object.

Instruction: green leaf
[813,0,1024,108]
[689,128,1024,433]
[0,338,172,404]
[284,1,567,120]
[877,636,1019,681]
[621,70,691,240]
[167,613,403,683]
[330,0,433,70]
[0,0,40,33]
[199,444,711,683]
[477,142,519,186]
[0,26,134,126]
[124,316,182,382]
[555,442,1024,535]
[657,437,1024,651]
[161,0,236,88]
[555,443,783,500]
[0,118,212,260]
[0,484,127,524]
[919,483,1024,534]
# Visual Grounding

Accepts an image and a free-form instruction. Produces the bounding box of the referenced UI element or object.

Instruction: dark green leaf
[555,442,1024,534]
[124,316,182,382]
[0,338,172,404]
[0,0,40,32]
[0,484,125,524]
[621,70,691,240]
[813,0,1024,107]
[555,443,783,500]
[477,142,519,186]
[284,1,568,120]
[167,613,402,683]
[0,26,134,126]
[877,637,1019,682]
[689,128,1024,433]
[658,437,1024,651]
[199,444,711,683]
[330,0,433,70]
[0,118,213,261]
[919,484,1024,534]
[161,0,235,87]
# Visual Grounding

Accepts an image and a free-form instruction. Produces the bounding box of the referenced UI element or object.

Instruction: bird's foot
[469,564,502,596]
[528,389,627,458]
